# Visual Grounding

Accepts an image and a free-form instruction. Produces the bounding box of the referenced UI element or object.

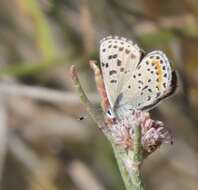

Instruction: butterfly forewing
[100,36,141,107]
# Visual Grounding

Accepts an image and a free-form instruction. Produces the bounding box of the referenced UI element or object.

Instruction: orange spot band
[152,59,163,88]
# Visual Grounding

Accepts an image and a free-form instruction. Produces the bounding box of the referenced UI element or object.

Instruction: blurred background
[0,0,198,190]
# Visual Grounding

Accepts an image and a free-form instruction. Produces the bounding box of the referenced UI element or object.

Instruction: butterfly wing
[114,50,177,118]
[100,36,141,108]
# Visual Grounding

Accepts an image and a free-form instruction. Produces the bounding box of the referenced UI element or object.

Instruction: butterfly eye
[107,110,111,115]
[106,109,116,119]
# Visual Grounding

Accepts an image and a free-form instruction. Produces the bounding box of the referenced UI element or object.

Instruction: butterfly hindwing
[114,50,177,117]
[100,36,141,107]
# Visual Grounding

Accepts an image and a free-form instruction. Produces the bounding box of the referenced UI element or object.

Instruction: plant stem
[70,65,145,190]
[70,65,104,128]
[113,122,144,190]
[130,123,144,190]
[112,145,135,190]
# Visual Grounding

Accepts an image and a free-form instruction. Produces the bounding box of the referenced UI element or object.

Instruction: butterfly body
[100,36,177,120]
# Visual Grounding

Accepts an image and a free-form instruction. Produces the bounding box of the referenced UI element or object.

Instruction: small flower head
[110,122,133,149]
[107,109,172,157]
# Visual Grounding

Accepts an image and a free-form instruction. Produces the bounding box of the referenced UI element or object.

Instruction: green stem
[112,145,134,190]
[113,139,144,190]
[70,65,104,128]
[70,65,145,190]
[130,123,144,190]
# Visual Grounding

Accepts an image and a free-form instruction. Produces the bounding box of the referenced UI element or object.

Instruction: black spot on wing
[147,95,151,101]
[138,80,143,85]
[117,59,121,66]
[108,55,112,60]
[119,47,124,51]
[112,54,117,58]
[109,70,117,75]
[125,49,130,54]
[120,68,124,72]
[110,79,117,83]
[140,71,178,111]
[142,85,148,90]
[156,92,161,97]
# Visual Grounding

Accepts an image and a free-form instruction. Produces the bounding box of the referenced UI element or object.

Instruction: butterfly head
[106,108,116,119]
[105,108,118,125]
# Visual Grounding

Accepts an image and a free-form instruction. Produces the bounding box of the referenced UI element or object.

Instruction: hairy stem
[70,65,145,190]
[112,145,135,190]
[131,123,144,190]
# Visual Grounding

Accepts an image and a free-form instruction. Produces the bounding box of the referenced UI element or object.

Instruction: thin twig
[0,95,7,188]
[70,65,104,128]
[0,82,99,105]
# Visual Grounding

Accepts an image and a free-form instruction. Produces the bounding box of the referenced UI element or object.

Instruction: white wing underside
[100,36,141,107]
[100,36,176,118]
[115,51,174,118]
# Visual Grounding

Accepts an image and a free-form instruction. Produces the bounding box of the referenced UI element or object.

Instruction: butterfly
[100,36,177,119]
